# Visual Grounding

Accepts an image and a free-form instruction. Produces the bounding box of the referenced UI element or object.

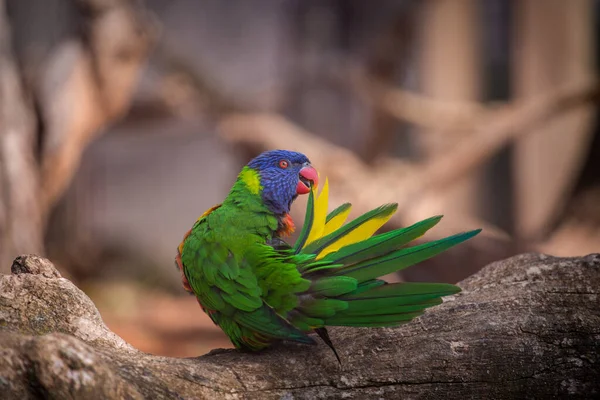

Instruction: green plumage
[178,165,481,353]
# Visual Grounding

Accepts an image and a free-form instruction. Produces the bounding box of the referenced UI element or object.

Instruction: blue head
[247,150,318,214]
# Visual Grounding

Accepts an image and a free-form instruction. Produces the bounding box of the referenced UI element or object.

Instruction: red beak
[297,166,318,195]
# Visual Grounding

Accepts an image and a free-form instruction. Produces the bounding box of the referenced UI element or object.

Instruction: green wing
[262,187,481,331]
[180,214,314,350]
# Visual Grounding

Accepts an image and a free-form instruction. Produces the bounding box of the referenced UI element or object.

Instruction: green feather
[299,298,348,318]
[293,189,316,253]
[341,281,460,300]
[324,311,425,327]
[325,203,352,224]
[234,306,315,344]
[286,311,324,331]
[340,230,482,283]
[286,227,474,333]
[322,215,443,265]
[299,262,343,275]
[351,279,386,295]
[301,204,398,256]
[310,276,358,297]
[338,282,455,316]
[297,259,333,273]
[343,299,443,316]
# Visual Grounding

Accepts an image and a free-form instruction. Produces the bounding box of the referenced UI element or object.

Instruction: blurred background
[1,0,599,357]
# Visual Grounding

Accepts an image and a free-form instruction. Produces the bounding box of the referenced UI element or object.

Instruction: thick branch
[1,253,598,398]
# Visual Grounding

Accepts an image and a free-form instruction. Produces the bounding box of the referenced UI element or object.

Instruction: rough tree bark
[0,253,598,399]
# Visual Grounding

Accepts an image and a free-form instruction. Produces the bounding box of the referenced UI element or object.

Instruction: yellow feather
[240,167,262,194]
[322,206,351,236]
[316,212,394,260]
[304,177,328,247]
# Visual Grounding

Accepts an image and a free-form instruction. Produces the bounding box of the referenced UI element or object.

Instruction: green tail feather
[325,203,352,224]
[298,279,459,327]
[351,279,387,295]
[288,188,481,336]
[290,222,479,332]
[293,190,315,253]
[310,276,358,297]
[342,299,443,316]
[339,229,481,283]
[301,204,398,256]
[341,287,451,313]
[299,298,348,318]
[322,215,443,265]
[340,281,460,300]
[314,281,459,327]
[235,306,316,344]
[324,311,425,327]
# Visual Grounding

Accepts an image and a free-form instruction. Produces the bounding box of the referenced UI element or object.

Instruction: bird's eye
[278,160,289,169]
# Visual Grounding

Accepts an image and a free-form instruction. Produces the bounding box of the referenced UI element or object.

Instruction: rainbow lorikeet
[176,150,480,362]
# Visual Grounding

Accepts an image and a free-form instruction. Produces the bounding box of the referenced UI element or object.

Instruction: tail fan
[290,180,481,360]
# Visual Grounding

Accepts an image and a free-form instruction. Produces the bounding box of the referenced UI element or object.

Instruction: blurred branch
[360,8,416,162]
[120,42,253,124]
[153,44,248,119]
[355,74,493,132]
[408,78,600,198]
[536,187,600,257]
[353,78,600,207]
[0,0,44,267]
[359,77,599,138]
[218,113,507,242]
[38,0,155,216]
[219,78,598,254]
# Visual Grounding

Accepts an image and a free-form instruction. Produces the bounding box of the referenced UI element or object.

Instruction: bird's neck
[224,168,297,239]
[221,168,279,238]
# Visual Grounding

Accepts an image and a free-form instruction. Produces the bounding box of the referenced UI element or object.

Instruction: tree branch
[1,253,598,398]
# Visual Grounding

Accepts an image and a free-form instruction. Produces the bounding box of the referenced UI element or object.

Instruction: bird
[175,149,480,363]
